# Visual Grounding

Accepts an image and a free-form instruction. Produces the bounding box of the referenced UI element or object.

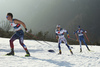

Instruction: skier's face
[6,15,12,21]
[57,27,60,31]
[78,28,81,30]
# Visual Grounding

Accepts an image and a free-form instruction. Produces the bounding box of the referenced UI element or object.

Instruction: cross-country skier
[55,24,73,55]
[74,26,90,52]
[6,13,30,57]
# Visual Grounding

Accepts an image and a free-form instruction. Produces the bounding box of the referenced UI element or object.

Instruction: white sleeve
[85,31,87,33]
[63,29,67,33]
[55,29,57,33]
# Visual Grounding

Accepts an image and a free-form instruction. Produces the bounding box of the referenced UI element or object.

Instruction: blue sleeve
[73,32,75,34]
[76,30,78,33]
[82,29,85,32]
[56,33,58,35]
[66,31,69,34]
[73,30,77,34]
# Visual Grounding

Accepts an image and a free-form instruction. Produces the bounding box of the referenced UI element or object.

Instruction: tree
[43,31,49,39]
[0,20,11,32]
[36,31,43,39]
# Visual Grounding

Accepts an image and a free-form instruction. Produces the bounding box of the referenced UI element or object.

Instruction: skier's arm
[56,35,58,39]
[66,31,70,38]
[63,29,70,38]
[14,19,27,31]
[55,30,59,39]
[82,29,87,33]
[74,30,79,41]
[73,31,76,35]
[55,33,58,39]
[84,31,87,33]
[14,19,26,28]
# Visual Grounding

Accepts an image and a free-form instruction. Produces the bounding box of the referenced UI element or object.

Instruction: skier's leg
[17,30,30,56]
[63,37,73,55]
[19,37,30,56]
[79,36,82,52]
[19,37,27,50]
[10,34,17,49]
[83,38,90,51]
[79,40,82,52]
[7,34,18,55]
[66,43,73,55]
[58,39,62,54]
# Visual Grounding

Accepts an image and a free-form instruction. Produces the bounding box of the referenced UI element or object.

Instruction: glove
[73,32,75,34]
[56,36,58,39]
[76,39,79,41]
[85,31,87,33]
[25,28,28,33]
[67,34,70,38]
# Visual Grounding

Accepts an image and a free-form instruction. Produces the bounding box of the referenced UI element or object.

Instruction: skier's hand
[76,39,78,41]
[67,34,70,38]
[85,31,87,33]
[73,32,75,34]
[68,36,70,38]
[56,36,58,40]
[25,28,28,33]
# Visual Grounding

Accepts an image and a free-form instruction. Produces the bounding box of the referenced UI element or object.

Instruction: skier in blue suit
[75,26,90,52]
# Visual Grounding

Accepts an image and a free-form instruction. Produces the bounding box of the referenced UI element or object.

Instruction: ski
[4,54,31,57]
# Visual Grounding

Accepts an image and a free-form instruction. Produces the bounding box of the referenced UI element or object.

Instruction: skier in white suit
[55,24,73,55]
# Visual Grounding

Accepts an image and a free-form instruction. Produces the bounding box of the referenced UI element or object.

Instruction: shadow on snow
[21,56,74,67]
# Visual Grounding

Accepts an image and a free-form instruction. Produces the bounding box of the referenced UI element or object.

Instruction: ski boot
[25,50,30,57]
[58,50,62,55]
[80,48,82,52]
[87,47,90,51]
[69,49,73,55]
[6,48,14,56]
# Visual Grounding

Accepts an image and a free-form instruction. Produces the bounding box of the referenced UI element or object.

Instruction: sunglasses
[6,16,8,18]
[57,27,60,28]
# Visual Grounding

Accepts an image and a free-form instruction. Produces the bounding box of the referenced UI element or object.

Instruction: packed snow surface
[0,38,100,67]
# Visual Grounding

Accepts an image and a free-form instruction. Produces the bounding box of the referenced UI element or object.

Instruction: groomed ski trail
[0,38,100,67]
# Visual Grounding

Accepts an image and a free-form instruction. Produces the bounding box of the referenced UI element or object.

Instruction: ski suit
[9,19,28,51]
[76,29,88,48]
[55,28,71,50]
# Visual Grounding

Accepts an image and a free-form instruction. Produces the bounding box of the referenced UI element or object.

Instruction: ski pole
[26,32,53,46]
[75,33,79,42]
[25,33,32,39]
[25,33,45,45]
[69,38,76,41]
[25,33,55,52]
[27,33,39,39]
[84,33,89,42]
[73,31,79,42]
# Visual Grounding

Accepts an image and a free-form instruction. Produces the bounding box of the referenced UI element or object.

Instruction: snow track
[0,38,100,67]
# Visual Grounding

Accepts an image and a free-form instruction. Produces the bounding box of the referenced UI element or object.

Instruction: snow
[0,37,100,67]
